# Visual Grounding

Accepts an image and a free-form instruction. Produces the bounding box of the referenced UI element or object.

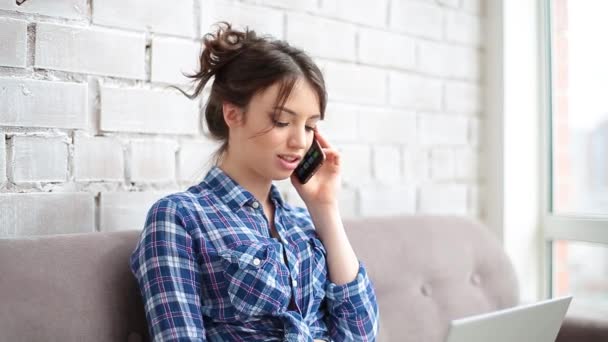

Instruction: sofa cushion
[343,215,520,342]
[0,230,148,342]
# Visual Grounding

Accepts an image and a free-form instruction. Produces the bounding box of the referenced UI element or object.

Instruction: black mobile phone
[294,138,326,184]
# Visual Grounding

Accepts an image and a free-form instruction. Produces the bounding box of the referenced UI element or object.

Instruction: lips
[278,154,301,163]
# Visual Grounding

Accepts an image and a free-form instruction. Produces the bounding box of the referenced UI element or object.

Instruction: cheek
[253,129,286,151]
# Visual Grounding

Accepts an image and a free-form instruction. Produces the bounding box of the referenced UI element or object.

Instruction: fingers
[314,129,332,149]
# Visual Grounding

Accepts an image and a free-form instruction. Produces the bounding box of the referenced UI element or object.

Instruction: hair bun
[201,22,256,74]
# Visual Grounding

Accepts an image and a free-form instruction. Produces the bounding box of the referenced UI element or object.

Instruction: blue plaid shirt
[129,166,379,341]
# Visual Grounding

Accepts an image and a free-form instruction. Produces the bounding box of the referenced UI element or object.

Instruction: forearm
[307,204,358,286]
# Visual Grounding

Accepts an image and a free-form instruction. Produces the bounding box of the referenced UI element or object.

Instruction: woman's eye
[305,126,315,132]
[272,119,289,127]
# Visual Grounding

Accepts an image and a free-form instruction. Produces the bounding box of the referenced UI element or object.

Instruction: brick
[0,193,94,237]
[445,11,482,46]
[201,0,284,39]
[429,147,455,180]
[93,0,195,37]
[358,108,417,143]
[320,0,388,27]
[445,81,481,113]
[100,86,199,135]
[454,147,478,180]
[359,28,415,70]
[286,13,356,62]
[390,1,443,39]
[0,134,5,184]
[372,145,401,183]
[418,41,480,80]
[35,23,146,79]
[336,144,372,186]
[0,77,88,129]
[151,37,201,85]
[99,191,174,232]
[419,183,468,215]
[74,133,124,181]
[0,0,87,20]
[178,139,220,183]
[0,18,27,68]
[462,0,484,15]
[419,113,469,145]
[321,103,358,142]
[437,0,460,8]
[389,72,442,111]
[255,0,318,11]
[11,135,68,183]
[129,139,177,183]
[403,146,430,183]
[320,60,387,105]
[359,185,416,217]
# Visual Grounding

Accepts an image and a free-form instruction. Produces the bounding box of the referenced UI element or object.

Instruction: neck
[218,154,272,207]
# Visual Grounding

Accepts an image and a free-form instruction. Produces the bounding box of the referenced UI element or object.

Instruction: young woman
[129,22,379,341]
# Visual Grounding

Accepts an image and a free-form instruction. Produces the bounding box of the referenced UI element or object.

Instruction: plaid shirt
[129,166,379,341]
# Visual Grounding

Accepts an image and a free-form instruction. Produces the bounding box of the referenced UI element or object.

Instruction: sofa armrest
[556,316,608,342]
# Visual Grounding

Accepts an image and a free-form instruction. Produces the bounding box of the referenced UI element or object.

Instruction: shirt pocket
[218,241,291,318]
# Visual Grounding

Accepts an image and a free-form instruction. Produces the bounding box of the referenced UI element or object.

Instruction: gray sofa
[1,215,606,341]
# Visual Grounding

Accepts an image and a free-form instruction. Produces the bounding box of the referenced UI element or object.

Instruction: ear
[222,101,244,128]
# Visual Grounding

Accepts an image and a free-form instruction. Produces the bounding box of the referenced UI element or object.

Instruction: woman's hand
[290,129,341,209]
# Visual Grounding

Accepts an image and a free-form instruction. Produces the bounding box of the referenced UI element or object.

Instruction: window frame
[539,0,608,299]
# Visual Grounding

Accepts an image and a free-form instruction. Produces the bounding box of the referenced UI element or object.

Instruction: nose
[287,125,308,150]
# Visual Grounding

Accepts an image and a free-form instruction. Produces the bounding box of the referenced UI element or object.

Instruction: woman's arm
[130,198,207,342]
[308,204,380,342]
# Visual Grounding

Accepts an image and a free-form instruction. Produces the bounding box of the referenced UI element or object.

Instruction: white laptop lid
[445,296,573,342]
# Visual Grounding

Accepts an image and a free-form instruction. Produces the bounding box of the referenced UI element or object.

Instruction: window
[543,0,608,318]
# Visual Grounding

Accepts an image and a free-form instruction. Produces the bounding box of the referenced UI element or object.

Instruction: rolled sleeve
[129,198,207,342]
[324,261,380,341]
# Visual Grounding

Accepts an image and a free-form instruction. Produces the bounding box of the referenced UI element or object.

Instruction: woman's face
[227,78,322,182]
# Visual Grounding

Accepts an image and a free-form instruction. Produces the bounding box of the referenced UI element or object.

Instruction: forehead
[252,79,321,118]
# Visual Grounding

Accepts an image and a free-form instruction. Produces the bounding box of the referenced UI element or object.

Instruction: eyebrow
[274,106,321,119]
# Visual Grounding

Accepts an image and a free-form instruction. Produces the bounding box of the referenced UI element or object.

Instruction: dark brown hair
[172,21,327,168]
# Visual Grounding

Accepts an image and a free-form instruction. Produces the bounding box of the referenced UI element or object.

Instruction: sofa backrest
[0,215,518,342]
[0,229,149,342]
[342,215,520,342]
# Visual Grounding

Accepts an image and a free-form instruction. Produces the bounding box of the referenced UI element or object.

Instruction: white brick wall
[0,77,88,129]
[74,133,124,181]
[151,37,201,85]
[0,1,88,20]
[178,139,220,183]
[92,0,195,37]
[0,193,94,237]
[0,18,27,68]
[99,86,199,135]
[390,1,443,39]
[11,135,69,183]
[129,139,178,183]
[286,13,357,62]
[201,0,284,39]
[35,23,146,79]
[99,191,175,232]
[0,1,485,237]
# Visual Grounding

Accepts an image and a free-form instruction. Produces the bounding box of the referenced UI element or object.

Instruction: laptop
[445,296,573,342]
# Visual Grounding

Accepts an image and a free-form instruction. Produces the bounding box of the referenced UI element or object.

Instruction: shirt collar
[201,165,289,212]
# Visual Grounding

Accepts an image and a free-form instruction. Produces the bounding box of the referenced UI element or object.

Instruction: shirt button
[252,258,261,266]
[251,201,260,209]
[292,280,298,287]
